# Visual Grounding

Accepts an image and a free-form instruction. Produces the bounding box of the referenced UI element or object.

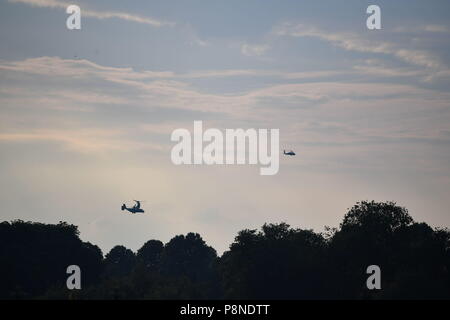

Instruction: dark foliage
[0,220,103,299]
[0,201,449,299]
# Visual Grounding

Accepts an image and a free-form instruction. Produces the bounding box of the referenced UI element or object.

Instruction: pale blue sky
[1,0,449,254]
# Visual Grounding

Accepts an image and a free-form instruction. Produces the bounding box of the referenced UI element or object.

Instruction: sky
[1,0,450,255]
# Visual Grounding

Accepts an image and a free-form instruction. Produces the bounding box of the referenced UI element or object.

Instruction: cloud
[0,56,347,81]
[8,0,174,27]
[394,25,450,34]
[0,57,346,115]
[0,56,176,79]
[0,129,166,154]
[274,23,443,69]
[241,43,270,57]
[2,56,450,154]
[423,25,450,33]
[352,59,424,78]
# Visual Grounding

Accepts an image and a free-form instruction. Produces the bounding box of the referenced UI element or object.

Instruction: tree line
[0,201,449,299]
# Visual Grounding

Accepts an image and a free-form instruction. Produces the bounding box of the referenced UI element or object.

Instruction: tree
[221,223,330,299]
[136,240,163,270]
[330,201,449,299]
[103,245,136,279]
[160,233,220,298]
[0,220,103,299]
[1,200,449,300]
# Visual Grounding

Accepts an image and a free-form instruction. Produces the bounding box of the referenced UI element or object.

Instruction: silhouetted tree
[329,201,449,299]
[136,240,163,270]
[1,200,449,299]
[0,220,102,299]
[159,232,220,298]
[103,245,136,279]
[220,223,330,299]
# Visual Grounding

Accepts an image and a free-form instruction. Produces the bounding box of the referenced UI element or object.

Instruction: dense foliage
[0,201,449,299]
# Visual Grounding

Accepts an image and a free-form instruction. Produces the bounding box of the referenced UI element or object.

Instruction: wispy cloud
[394,24,450,34]
[8,0,175,27]
[0,128,169,154]
[2,56,448,116]
[352,59,424,78]
[241,43,270,57]
[274,23,443,69]
[2,56,450,158]
[423,25,450,33]
[0,56,346,81]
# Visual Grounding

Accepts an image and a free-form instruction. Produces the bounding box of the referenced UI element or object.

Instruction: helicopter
[283,150,296,156]
[121,200,145,214]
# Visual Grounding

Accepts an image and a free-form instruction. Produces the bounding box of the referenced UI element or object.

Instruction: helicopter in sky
[283,150,296,156]
[121,200,145,214]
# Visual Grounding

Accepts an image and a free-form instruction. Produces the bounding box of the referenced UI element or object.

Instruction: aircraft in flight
[283,150,296,156]
[121,200,145,214]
